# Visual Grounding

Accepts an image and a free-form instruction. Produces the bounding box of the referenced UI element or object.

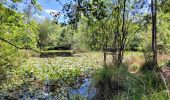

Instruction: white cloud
[44,9,59,15]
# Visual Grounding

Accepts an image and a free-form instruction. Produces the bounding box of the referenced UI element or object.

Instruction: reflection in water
[69,78,96,100]
[14,78,96,100]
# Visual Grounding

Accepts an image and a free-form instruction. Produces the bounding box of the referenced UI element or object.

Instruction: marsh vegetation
[0,0,170,100]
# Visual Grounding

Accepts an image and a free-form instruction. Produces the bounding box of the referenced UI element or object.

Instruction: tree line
[0,0,170,70]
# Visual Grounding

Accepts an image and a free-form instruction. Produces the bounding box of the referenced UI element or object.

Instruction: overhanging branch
[0,37,40,53]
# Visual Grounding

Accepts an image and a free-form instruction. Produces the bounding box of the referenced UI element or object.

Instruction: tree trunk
[104,50,106,64]
[112,2,119,63]
[117,0,126,67]
[151,0,158,70]
[117,48,123,66]
[103,37,108,65]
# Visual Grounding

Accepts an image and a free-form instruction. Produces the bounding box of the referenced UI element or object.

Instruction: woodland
[0,0,170,100]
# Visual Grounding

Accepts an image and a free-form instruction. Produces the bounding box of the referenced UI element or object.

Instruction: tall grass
[92,64,128,100]
[92,64,169,100]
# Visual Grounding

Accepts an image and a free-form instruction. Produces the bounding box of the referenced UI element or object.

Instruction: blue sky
[34,0,72,22]
[3,0,69,22]
[35,0,151,22]
[5,0,151,22]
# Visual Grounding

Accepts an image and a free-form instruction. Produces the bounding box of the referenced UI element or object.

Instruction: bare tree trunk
[151,0,158,70]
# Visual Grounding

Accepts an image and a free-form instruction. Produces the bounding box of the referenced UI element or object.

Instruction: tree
[0,3,39,87]
[60,0,151,66]
[151,0,158,70]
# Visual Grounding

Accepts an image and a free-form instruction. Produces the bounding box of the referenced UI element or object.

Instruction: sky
[34,0,72,22]
[4,0,151,22]
[2,0,69,22]
[34,0,151,22]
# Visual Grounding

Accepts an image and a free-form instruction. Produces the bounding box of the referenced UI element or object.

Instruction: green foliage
[37,19,57,49]
[0,0,170,99]
[127,33,144,51]
[57,26,74,46]
[127,11,170,53]
[159,60,170,68]
[126,71,168,100]
[73,28,90,52]
[9,0,42,10]
[0,5,39,48]
[12,0,23,3]
[62,0,108,29]
[0,4,38,91]
[161,0,170,13]
[157,12,170,53]
[37,19,74,50]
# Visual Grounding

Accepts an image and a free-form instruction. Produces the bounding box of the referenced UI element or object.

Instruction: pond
[0,78,96,100]
[69,78,96,99]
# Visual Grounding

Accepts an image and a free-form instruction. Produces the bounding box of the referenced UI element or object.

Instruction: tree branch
[0,37,40,53]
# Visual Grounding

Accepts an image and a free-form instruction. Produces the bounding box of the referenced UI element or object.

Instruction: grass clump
[93,64,128,100]
[125,71,168,100]
[92,64,169,100]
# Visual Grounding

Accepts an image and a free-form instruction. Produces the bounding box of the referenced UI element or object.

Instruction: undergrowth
[92,64,169,100]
